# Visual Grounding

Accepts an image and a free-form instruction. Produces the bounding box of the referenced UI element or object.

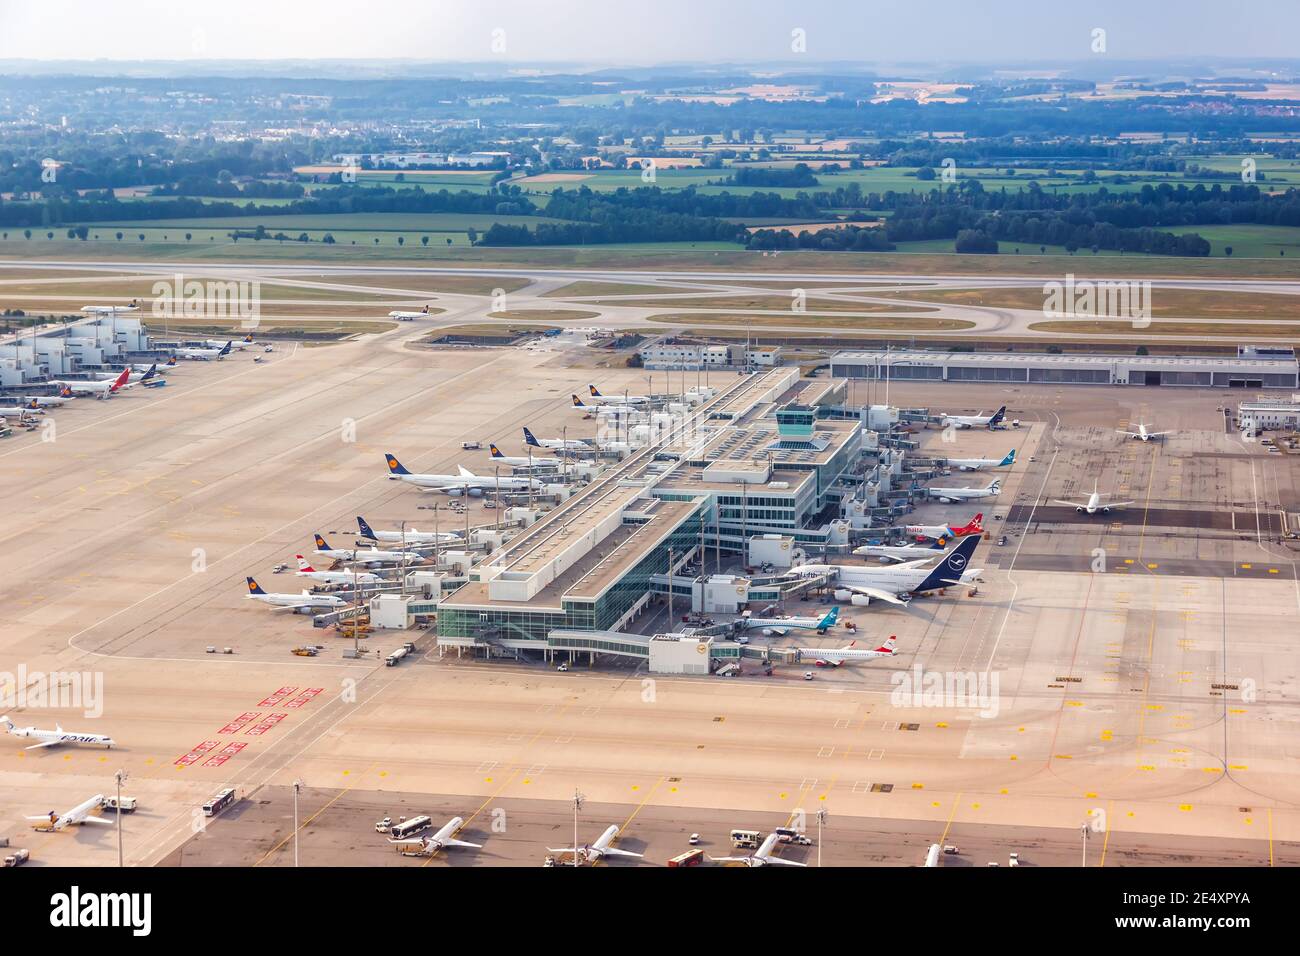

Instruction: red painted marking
[219,712,261,734]
[203,742,248,767]
[283,688,324,709]
[245,713,288,737]
[258,686,298,707]
[175,740,220,767]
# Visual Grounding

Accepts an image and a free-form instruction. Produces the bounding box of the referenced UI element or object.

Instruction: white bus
[389,815,432,840]
[729,828,760,849]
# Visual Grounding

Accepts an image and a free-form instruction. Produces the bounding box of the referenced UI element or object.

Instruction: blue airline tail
[817,606,839,628]
[523,427,541,447]
[219,341,232,356]
[313,533,331,551]
[246,577,267,595]
[1000,449,1016,466]
[916,535,980,593]
[988,406,1007,427]
[490,444,506,458]
[357,516,377,540]
[384,453,410,475]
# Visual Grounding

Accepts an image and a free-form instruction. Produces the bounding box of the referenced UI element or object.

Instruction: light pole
[571,789,584,868]
[816,807,828,867]
[1080,821,1090,868]
[293,780,303,867]
[115,769,128,867]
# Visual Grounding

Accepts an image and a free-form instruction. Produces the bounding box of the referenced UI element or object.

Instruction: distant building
[640,342,782,369]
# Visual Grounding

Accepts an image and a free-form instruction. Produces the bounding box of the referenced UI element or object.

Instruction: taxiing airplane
[946,449,1016,472]
[799,635,897,667]
[927,479,1001,504]
[388,816,482,854]
[312,534,424,567]
[523,426,589,452]
[1119,422,1172,443]
[1,716,115,750]
[49,368,131,399]
[902,513,983,545]
[383,455,543,494]
[295,556,382,586]
[939,406,1007,430]
[787,534,983,607]
[356,516,460,546]
[245,577,349,612]
[1052,480,1134,515]
[25,793,112,831]
[737,606,838,637]
[176,341,232,361]
[709,832,807,867]
[81,300,138,315]
[547,824,643,864]
[388,305,432,321]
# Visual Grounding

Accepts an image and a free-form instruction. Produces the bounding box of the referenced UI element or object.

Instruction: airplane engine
[1102,506,1111,513]
[1076,507,1085,513]
[849,595,871,607]
[468,487,484,498]
[833,588,853,602]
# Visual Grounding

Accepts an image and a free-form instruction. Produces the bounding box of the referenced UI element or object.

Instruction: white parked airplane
[50,367,131,399]
[853,542,945,563]
[0,404,40,420]
[737,606,839,637]
[571,394,637,414]
[176,341,232,361]
[356,516,460,546]
[96,363,157,384]
[798,635,897,667]
[26,793,113,831]
[927,479,1001,504]
[1119,422,1172,443]
[939,406,1007,430]
[245,577,349,612]
[787,534,983,607]
[388,305,433,321]
[587,384,652,406]
[312,534,425,567]
[523,426,589,452]
[710,832,807,867]
[547,824,643,864]
[24,387,75,407]
[384,455,543,494]
[388,816,482,854]
[294,555,382,586]
[82,300,139,315]
[902,513,984,544]
[946,449,1016,472]
[1052,480,1134,515]
[1,716,115,750]
[489,443,564,469]
[206,333,256,351]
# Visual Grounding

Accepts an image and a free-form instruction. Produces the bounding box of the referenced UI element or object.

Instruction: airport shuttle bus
[389,815,432,840]
[203,788,237,817]
[730,828,761,849]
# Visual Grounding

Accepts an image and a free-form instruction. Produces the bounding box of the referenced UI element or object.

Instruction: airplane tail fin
[959,512,983,534]
[818,606,839,629]
[219,341,232,355]
[243,333,254,343]
[989,405,1007,426]
[988,480,1002,495]
[523,426,541,447]
[0,716,12,732]
[165,356,176,367]
[295,555,314,571]
[489,443,505,458]
[246,577,267,595]
[876,635,898,654]
[1000,449,1015,466]
[571,394,586,407]
[141,363,157,381]
[457,464,474,478]
[917,535,979,592]
[110,368,130,390]
[357,516,377,540]
[588,384,602,397]
[384,454,410,476]
[313,533,330,551]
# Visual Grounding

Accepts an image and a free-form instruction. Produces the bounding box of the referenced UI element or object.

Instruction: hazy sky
[0,0,1295,64]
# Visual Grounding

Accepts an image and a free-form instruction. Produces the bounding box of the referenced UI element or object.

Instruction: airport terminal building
[829,348,1300,389]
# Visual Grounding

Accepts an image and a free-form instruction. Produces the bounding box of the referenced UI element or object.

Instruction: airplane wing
[24,814,56,822]
[1149,431,1172,438]
[1107,501,1136,509]
[24,739,63,750]
[546,846,579,854]
[1051,499,1085,508]
[442,837,483,849]
[79,816,114,826]
[762,856,808,867]
[269,603,325,612]
[388,837,430,847]
[843,585,910,606]
[707,855,752,864]
[767,626,789,636]
[598,846,643,858]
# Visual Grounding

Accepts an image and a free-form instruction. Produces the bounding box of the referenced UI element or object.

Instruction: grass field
[646,312,974,331]
[486,309,600,320]
[1029,319,1300,338]
[603,294,938,313]
[874,285,1300,320]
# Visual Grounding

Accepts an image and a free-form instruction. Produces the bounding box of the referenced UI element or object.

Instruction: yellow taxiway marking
[255,761,378,867]
[937,791,964,845]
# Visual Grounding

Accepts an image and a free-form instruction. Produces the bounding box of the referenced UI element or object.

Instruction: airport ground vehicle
[375,817,393,833]
[386,646,409,666]
[804,671,815,680]
[688,833,701,845]
[461,441,482,450]
[3,848,29,866]
[389,815,432,840]
[102,795,137,813]
[775,827,812,845]
[667,848,705,867]
[202,788,236,817]
[716,662,739,677]
[730,829,761,849]
[944,845,960,854]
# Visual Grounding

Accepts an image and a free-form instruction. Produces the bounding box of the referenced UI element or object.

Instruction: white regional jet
[82,300,139,315]
[798,635,898,667]
[176,341,232,361]
[927,478,1001,504]
[1119,422,1172,443]
[384,455,543,494]
[245,577,349,612]
[853,542,946,564]
[294,555,382,586]
[523,426,590,452]
[1,716,116,750]
[737,606,839,637]
[939,405,1006,430]
[388,305,433,321]
[312,534,425,567]
[1052,480,1134,515]
[710,832,807,867]
[356,516,460,546]
[547,825,643,865]
[26,793,113,831]
[946,449,1016,472]
[788,534,983,607]
[388,816,482,854]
